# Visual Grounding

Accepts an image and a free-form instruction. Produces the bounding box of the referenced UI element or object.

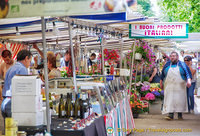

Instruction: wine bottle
[67,93,73,118]
[65,93,69,118]
[58,94,65,118]
[74,94,81,119]
[49,93,53,109]
[82,93,88,119]
[79,93,84,119]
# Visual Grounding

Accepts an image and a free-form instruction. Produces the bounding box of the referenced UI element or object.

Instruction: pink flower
[145,93,155,100]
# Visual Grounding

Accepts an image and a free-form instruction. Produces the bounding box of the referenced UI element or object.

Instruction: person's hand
[149,77,152,82]
[33,44,39,50]
[34,56,38,62]
[160,80,163,89]
[187,79,192,88]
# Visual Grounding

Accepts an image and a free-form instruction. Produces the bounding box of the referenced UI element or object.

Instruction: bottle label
[62,111,65,116]
[71,111,73,116]
[78,110,80,116]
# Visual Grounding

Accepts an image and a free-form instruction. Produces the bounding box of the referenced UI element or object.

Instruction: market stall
[0,12,149,135]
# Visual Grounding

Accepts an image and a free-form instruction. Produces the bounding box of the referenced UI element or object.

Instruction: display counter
[18,115,106,136]
[14,76,134,136]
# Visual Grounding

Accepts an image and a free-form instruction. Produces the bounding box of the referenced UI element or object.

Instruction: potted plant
[130,99,144,118]
[130,93,144,118]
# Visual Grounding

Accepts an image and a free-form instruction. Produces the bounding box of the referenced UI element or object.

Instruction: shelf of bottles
[47,76,128,130]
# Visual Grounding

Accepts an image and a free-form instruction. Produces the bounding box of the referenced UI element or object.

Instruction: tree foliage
[137,0,155,17]
[158,0,200,32]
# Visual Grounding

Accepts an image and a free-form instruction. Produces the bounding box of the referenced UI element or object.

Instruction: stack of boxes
[11,76,43,126]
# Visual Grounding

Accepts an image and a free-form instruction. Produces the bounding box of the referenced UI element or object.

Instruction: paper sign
[120,69,130,76]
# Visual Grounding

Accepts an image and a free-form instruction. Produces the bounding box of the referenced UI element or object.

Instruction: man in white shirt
[179,50,185,62]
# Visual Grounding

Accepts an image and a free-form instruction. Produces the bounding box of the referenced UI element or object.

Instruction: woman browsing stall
[41,56,61,81]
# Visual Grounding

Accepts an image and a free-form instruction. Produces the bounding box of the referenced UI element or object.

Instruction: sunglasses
[184,60,189,61]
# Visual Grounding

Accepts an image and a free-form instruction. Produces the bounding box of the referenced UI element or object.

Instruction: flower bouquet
[145,93,155,104]
[130,99,144,115]
[98,49,120,65]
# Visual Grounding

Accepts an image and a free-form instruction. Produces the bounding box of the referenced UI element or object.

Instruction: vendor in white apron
[160,51,192,120]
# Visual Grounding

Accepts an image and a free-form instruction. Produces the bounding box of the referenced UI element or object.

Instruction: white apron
[162,63,188,114]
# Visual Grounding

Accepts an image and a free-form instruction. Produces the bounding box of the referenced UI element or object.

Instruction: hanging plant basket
[135,53,142,60]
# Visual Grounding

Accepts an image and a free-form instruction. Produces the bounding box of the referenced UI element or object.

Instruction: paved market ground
[131,113,200,136]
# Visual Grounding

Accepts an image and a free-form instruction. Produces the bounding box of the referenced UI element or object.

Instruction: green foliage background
[137,0,155,17]
[158,0,200,32]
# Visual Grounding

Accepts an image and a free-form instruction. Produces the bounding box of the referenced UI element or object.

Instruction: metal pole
[129,40,136,96]
[120,39,124,69]
[68,18,78,93]
[140,63,143,82]
[135,62,138,91]
[158,50,161,73]
[101,38,105,76]
[41,17,50,133]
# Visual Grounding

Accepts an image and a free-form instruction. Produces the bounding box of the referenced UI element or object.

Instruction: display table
[18,116,107,136]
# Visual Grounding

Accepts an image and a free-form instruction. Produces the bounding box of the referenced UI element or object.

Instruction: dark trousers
[187,82,196,111]
[1,98,11,118]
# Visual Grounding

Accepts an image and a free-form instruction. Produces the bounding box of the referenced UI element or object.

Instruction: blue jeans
[1,98,11,118]
[187,82,196,112]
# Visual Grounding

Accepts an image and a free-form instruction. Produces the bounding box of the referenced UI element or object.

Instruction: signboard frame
[129,23,189,39]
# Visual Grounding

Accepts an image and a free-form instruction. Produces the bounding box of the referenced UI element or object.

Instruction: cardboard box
[12,112,43,126]
[12,95,43,113]
[12,76,41,96]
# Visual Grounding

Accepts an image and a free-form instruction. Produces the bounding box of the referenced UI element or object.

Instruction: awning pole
[129,40,136,96]
[41,17,51,133]
[101,39,105,76]
[120,38,124,68]
[68,18,78,93]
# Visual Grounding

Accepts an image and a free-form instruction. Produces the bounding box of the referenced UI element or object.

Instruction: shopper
[60,50,71,68]
[88,53,96,67]
[184,56,196,113]
[33,44,55,69]
[1,50,32,118]
[160,51,192,120]
[60,50,73,77]
[0,50,15,80]
[0,50,15,105]
[179,50,185,62]
[149,55,160,83]
[41,56,61,81]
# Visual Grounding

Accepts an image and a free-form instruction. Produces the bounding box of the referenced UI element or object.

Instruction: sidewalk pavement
[131,113,200,136]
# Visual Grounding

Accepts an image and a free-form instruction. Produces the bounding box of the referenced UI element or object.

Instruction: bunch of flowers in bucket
[145,83,164,104]
[98,49,120,65]
[130,93,144,114]
[136,81,150,97]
